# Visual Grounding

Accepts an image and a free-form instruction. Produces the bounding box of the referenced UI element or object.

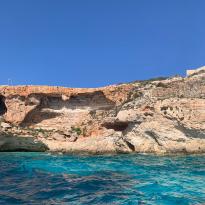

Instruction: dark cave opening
[102,121,129,131]
[0,95,7,116]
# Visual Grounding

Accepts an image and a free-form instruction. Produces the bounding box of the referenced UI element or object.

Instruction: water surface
[0,152,205,205]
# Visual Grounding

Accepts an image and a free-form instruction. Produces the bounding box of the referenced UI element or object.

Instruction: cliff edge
[0,69,205,154]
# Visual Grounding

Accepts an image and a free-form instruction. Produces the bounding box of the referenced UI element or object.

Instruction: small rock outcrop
[0,67,205,154]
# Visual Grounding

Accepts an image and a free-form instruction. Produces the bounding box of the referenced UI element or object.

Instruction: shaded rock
[0,134,48,151]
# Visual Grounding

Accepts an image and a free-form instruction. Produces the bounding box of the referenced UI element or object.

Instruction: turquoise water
[0,153,205,205]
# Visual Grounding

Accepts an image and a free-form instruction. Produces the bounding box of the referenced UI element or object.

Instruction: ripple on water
[0,153,205,205]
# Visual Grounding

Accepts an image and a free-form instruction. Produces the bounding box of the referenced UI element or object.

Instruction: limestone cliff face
[0,71,205,154]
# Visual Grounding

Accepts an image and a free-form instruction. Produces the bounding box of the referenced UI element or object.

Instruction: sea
[0,152,205,205]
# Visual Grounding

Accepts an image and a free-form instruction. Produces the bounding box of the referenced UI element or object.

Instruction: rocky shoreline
[0,68,205,154]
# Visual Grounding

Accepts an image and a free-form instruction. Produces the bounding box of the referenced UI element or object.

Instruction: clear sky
[0,0,205,87]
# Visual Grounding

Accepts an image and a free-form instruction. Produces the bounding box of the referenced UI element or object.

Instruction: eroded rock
[0,67,205,154]
[1,122,12,129]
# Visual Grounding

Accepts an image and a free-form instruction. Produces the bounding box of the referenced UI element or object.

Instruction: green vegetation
[82,127,87,136]
[71,126,82,135]
[116,76,169,86]
[130,76,168,86]
[156,82,169,88]
[27,127,50,137]
[35,128,46,134]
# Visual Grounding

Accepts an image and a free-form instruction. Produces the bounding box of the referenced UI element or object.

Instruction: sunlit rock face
[0,70,205,154]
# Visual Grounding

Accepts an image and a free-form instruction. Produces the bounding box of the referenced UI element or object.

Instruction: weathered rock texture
[0,70,205,154]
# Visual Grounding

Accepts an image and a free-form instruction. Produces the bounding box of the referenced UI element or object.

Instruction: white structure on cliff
[186,66,205,76]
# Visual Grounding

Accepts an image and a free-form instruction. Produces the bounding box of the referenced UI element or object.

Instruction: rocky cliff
[0,70,205,154]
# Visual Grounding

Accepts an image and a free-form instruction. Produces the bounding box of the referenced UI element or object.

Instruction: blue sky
[0,0,205,87]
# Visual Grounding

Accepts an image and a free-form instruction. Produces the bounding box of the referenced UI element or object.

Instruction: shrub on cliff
[71,127,82,135]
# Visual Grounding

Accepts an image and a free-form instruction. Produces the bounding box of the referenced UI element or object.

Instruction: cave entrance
[0,95,7,115]
[103,121,129,131]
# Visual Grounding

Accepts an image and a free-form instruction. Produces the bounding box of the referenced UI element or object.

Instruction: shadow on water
[0,170,140,204]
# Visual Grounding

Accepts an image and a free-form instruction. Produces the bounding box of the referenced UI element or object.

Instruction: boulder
[1,122,12,129]
[67,135,78,142]
[51,133,66,141]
